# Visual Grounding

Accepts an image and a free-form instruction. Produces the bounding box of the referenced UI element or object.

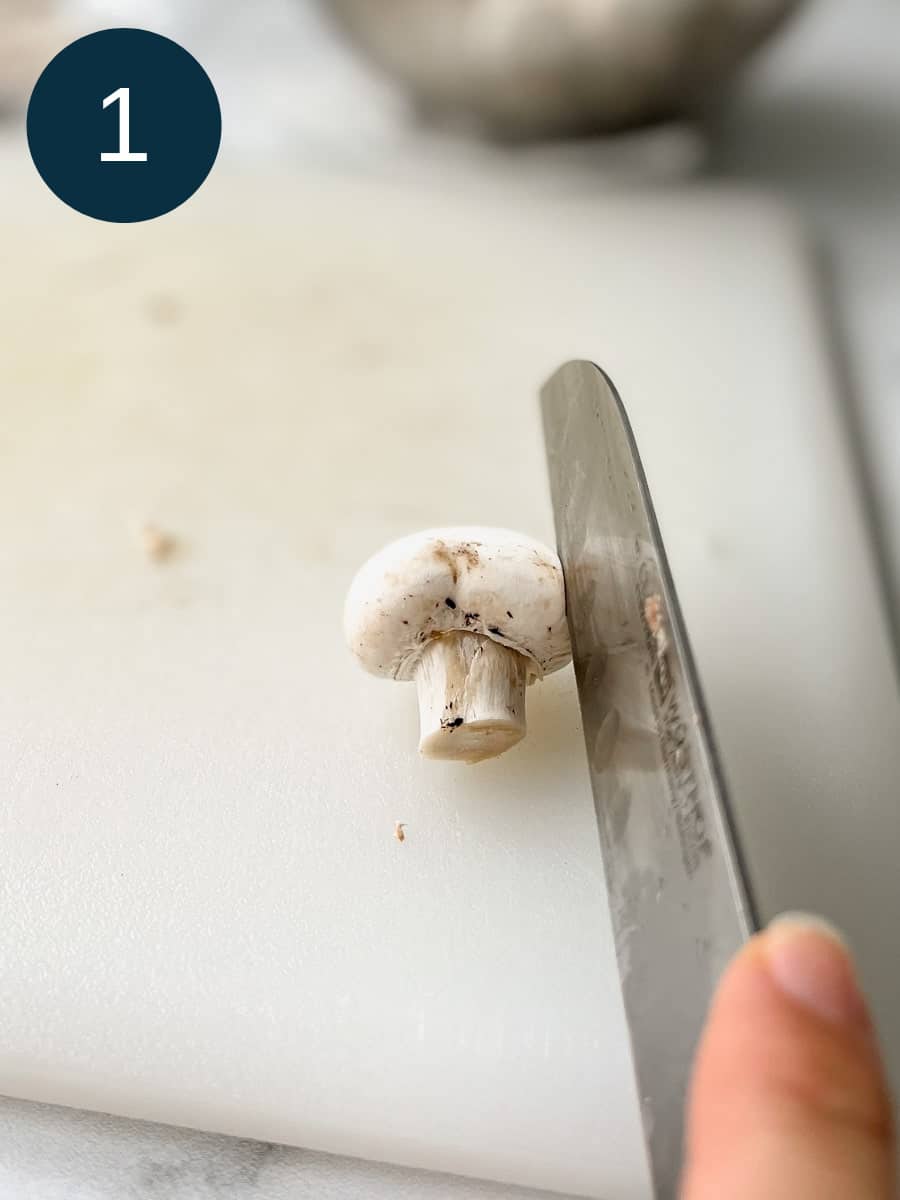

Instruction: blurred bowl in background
[319,0,802,138]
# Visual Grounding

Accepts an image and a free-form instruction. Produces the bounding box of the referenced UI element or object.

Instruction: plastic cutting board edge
[0,170,897,1200]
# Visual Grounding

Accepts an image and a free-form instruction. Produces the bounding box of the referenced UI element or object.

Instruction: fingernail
[765,912,869,1028]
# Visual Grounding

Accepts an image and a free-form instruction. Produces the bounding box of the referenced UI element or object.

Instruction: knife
[541,360,758,1200]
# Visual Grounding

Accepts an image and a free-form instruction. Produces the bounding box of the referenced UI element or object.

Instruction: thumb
[681,914,895,1200]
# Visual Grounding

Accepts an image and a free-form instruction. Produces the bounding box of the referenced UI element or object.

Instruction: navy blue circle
[27,28,221,223]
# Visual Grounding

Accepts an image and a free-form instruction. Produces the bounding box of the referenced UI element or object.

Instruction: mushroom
[344,527,571,764]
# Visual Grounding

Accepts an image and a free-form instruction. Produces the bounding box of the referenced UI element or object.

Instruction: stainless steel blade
[540,360,758,1200]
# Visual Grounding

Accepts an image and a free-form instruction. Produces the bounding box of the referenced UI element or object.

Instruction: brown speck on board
[145,293,182,326]
[138,523,176,563]
[394,821,406,843]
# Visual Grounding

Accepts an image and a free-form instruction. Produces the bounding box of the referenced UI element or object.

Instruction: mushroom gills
[415,631,529,764]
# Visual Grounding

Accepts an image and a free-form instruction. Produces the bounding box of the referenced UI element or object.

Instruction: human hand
[682,914,895,1199]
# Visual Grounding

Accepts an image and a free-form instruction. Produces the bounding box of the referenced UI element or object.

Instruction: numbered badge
[27,29,221,223]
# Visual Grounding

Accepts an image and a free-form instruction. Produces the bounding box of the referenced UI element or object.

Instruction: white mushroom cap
[344,526,571,683]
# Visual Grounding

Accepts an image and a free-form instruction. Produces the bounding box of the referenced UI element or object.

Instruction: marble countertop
[709,0,900,656]
[0,1099,576,1200]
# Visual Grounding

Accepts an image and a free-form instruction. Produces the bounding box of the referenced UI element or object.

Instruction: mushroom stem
[414,631,529,764]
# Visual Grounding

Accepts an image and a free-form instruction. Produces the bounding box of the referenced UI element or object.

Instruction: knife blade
[540,360,758,1200]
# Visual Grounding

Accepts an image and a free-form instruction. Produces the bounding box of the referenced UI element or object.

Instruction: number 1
[100,88,148,163]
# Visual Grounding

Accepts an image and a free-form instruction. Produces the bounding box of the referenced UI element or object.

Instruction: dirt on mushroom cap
[343,526,572,683]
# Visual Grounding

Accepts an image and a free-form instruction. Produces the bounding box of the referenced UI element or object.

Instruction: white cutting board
[0,168,897,1200]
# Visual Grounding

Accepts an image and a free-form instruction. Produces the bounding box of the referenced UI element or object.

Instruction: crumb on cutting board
[138,523,177,563]
[144,293,183,326]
